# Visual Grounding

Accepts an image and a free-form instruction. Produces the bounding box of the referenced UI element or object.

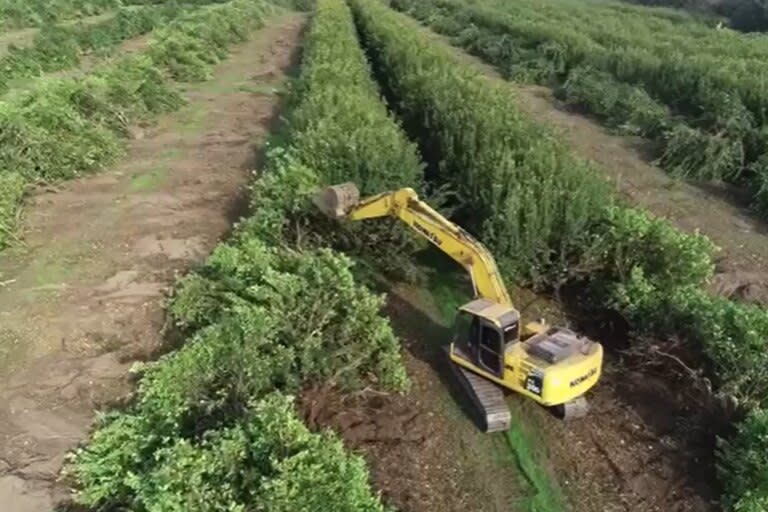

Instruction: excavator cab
[449,298,599,425]
[452,299,520,379]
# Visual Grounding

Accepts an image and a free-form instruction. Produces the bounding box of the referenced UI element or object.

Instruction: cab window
[478,324,502,376]
[503,321,519,346]
[454,312,474,348]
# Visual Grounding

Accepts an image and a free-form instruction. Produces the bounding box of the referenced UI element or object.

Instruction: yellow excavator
[315,183,603,432]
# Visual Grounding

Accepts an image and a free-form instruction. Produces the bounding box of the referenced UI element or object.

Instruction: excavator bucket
[313,182,361,219]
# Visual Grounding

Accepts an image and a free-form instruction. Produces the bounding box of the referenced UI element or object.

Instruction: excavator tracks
[448,354,511,433]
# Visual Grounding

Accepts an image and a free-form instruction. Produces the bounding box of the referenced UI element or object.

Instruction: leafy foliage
[659,123,745,180]
[148,0,273,81]
[556,66,669,137]
[0,4,187,94]
[0,0,118,30]
[268,0,315,9]
[391,0,768,215]
[170,236,408,391]
[73,393,389,512]
[0,172,24,242]
[121,0,232,4]
[594,206,715,289]
[71,2,405,510]
[718,408,768,512]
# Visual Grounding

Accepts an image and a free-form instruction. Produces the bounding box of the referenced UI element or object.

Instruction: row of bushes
[468,0,753,59]
[0,4,189,93]
[71,233,404,509]
[69,0,422,509]
[348,0,768,509]
[355,0,664,289]
[0,0,277,248]
[276,0,423,278]
[391,0,768,214]
[0,0,118,30]
[146,0,271,81]
[461,0,768,101]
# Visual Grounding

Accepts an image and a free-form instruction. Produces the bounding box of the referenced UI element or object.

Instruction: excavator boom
[315,183,511,306]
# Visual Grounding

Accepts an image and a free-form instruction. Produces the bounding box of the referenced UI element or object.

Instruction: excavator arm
[315,183,511,306]
[315,182,599,427]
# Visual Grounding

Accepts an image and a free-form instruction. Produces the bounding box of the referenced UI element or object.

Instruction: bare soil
[0,14,305,512]
[299,385,458,512]
[384,279,721,512]
[517,358,722,512]
[299,288,529,512]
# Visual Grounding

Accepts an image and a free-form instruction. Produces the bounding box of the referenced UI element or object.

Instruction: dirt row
[513,84,768,307]
[0,15,305,511]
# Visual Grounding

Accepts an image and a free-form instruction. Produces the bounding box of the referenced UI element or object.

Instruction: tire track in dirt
[0,14,305,511]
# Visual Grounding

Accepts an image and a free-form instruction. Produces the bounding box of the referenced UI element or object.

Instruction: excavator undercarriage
[447,347,511,432]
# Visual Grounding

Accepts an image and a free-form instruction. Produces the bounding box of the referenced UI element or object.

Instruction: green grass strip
[423,259,565,512]
[505,423,566,512]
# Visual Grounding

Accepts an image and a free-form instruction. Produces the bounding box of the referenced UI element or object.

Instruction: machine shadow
[384,290,489,431]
